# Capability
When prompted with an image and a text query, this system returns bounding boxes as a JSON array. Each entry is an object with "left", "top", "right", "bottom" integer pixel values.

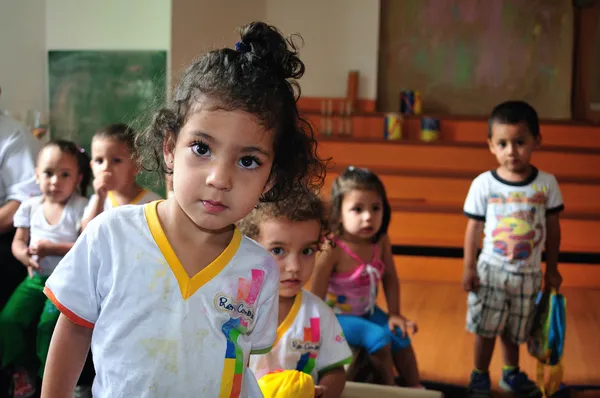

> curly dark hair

[
  {"left": 94, "top": 123, "right": 136, "bottom": 154},
  {"left": 328, "top": 166, "right": 391, "bottom": 243},
  {"left": 238, "top": 189, "right": 327, "bottom": 241},
  {"left": 136, "top": 21, "right": 326, "bottom": 202},
  {"left": 42, "top": 139, "right": 92, "bottom": 196}
]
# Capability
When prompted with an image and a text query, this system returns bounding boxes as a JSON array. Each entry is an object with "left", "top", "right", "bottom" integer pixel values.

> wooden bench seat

[
  {"left": 392, "top": 255, "right": 600, "bottom": 288},
  {"left": 387, "top": 208, "right": 600, "bottom": 254},
  {"left": 317, "top": 140, "right": 600, "bottom": 181},
  {"left": 323, "top": 171, "right": 600, "bottom": 217},
  {"left": 303, "top": 113, "right": 600, "bottom": 151}
]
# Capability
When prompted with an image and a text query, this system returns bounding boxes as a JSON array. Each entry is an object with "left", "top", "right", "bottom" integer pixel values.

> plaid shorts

[{"left": 466, "top": 260, "right": 542, "bottom": 344}]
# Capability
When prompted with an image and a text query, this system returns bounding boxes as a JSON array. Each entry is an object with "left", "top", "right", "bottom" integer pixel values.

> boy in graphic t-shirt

[{"left": 462, "top": 101, "right": 564, "bottom": 398}]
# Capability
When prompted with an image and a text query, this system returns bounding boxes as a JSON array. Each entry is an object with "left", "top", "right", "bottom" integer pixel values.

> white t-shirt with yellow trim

[
  {"left": 45, "top": 201, "right": 279, "bottom": 398},
  {"left": 249, "top": 289, "right": 352, "bottom": 383},
  {"left": 82, "top": 188, "right": 162, "bottom": 219}
]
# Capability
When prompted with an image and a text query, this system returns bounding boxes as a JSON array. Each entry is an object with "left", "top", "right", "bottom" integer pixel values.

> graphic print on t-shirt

[
  {"left": 290, "top": 317, "right": 321, "bottom": 375},
  {"left": 489, "top": 188, "right": 547, "bottom": 261},
  {"left": 217, "top": 269, "right": 265, "bottom": 398}
]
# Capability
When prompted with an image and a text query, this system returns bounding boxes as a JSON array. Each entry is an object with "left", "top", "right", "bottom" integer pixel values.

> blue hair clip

[{"left": 235, "top": 41, "right": 250, "bottom": 54}]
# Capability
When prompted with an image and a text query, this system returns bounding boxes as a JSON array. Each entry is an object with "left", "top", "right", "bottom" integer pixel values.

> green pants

[{"left": 0, "top": 275, "right": 59, "bottom": 377}]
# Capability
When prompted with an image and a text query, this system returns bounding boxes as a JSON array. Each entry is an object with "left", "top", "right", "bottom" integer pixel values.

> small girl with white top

[
  {"left": 41, "top": 21, "right": 325, "bottom": 398},
  {"left": 311, "top": 166, "right": 422, "bottom": 388},
  {"left": 239, "top": 189, "right": 352, "bottom": 398},
  {"left": 81, "top": 123, "right": 161, "bottom": 229},
  {"left": 0, "top": 139, "right": 90, "bottom": 398}
]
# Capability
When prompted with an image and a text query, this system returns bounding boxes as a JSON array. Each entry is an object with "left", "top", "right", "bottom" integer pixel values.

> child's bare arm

[
  {"left": 12, "top": 227, "right": 40, "bottom": 276},
  {"left": 380, "top": 235, "right": 400, "bottom": 315},
  {"left": 316, "top": 367, "right": 346, "bottom": 398},
  {"left": 30, "top": 241, "right": 75, "bottom": 258},
  {"left": 11, "top": 227, "right": 31, "bottom": 265},
  {"left": 462, "top": 219, "right": 484, "bottom": 292},
  {"left": 380, "top": 235, "right": 417, "bottom": 335},
  {"left": 81, "top": 195, "right": 105, "bottom": 230},
  {"left": 544, "top": 213, "right": 562, "bottom": 290},
  {"left": 41, "top": 315, "right": 92, "bottom": 398},
  {"left": 311, "top": 242, "right": 338, "bottom": 299}
]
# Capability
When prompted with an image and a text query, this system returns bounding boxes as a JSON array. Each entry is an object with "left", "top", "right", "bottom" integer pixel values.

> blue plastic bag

[{"left": 528, "top": 289, "right": 566, "bottom": 397}]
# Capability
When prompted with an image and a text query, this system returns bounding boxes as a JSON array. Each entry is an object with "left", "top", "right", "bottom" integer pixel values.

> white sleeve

[
  {"left": 12, "top": 198, "right": 34, "bottom": 228},
  {"left": 0, "top": 128, "right": 40, "bottom": 203},
  {"left": 315, "top": 303, "right": 353, "bottom": 375},
  {"left": 249, "top": 256, "right": 279, "bottom": 354},
  {"left": 44, "top": 217, "right": 105, "bottom": 328},
  {"left": 546, "top": 175, "right": 564, "bottom": 214},
  {"left": 463, "top": 175, "right": 488, "bottom": 221}
]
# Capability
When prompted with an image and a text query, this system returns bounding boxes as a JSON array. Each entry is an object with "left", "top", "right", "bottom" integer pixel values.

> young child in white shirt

[
  {"left": 463, "top": 101, "right": 564, "bottom": 397},
  {"left": 41, "top": 21, "right": 326, "bottom": 398},
  {"left": 0, "top": 139, "right": 90, "bottom": 398},
  {"left": 81, "top": 123, "right": 161, "bottom": 229},
  {"left": 240, "top": 190, "right": 352, "bottom": 398}
]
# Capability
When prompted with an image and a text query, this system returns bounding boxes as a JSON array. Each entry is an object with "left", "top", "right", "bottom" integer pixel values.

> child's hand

[
  {"left": 22, "top": 250, "right": 40, "bottom": 278},
  {"left": 93, "top": 172, "right": 115, "bottom": 197},
  {"left": 15, "top": 246, "right": 39, "bottom": 273},
  {"left": 388, "top": 314, "right": 418, "bottom": 338},
  {"left": 314, "top": 385, "right": 325, "bottom": 397},
  {"left": 544, "top": 269, "right": 562, "bottom": 291},
  {"left": 29, "top": 240, "right": 54, "bottom": 258},
  {"left": 462, "top": 267, "right": 480, "bottom": 292}
]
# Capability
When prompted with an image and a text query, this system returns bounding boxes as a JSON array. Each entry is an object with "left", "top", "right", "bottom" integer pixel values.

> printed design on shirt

[
  {"left": 488, "top": 191, "right": 545, "bottom": 260},
  {"left": 292, "top": 317, "right": 320, "bottom": 375},
  {"left": 325, "top": 293, "right": 354, "bottom": 313},
  {"left": 218, "top": 269, "right": 265, "bottom": 398}
]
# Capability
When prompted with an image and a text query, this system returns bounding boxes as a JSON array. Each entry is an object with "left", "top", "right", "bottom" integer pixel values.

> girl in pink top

[{"left": 311, "top": 166, "right": 422, "bottom": 388}]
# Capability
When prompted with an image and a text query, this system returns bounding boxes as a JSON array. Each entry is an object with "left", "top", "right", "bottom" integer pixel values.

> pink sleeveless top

[{"left": 326, "top": 238, "right": 385, "bottom": 316}]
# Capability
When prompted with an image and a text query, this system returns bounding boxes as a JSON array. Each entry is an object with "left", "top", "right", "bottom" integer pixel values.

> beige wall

[
  {"left": 0, "top": 0, "right": 46, "bottom": 118},
  {"left": 0, "top": 0, "right": 171, "bottom": 118},
  {"left": 46, "top": 0, "right": 171, "bottom": 50},
  {"left": 2, "top": 0, "right": 379, "bottom": 117},
  {"left": 171, "top": 0, "right": 380, "bottom": 100},
  {"left": 171, "top": 0, "right": 266, "bottom": 83},
  {"left": 266, "top": 0, "right": 380, "bottom": 100}
]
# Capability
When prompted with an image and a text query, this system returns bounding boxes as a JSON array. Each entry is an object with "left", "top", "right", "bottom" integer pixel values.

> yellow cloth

[{"left": 258, "top": 369, "right": 315, "bottom": 398}]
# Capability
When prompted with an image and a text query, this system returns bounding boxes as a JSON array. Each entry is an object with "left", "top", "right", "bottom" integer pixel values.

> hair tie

[
  {"left": 76, "top": 145, "right": 85, "bottom": 154},
  {"left": 235, "top": 41, "right": 250, "bottom": 54},
  {"left": 345, "top": 165, "right": 369, "bottom": 174}
]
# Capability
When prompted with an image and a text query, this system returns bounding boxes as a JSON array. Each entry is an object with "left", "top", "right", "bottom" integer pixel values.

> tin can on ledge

[
  {"left": 420, "top": 117, "right": 440, "bottom": 142},
  {"left": 384, "top": 113, "right": 403, "bottom": 140},
  {"left": 400, "top": 90, "right": 414, "bottom": 115},
  {"left": 414, "top": 91, "right": 422, "bottom": 115}
]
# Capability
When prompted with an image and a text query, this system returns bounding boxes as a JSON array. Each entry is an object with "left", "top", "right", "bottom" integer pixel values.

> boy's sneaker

[
  {"left": 499, "top": 368, "right": 542, "bottom": 397},
  {"left": 467, "top": 370, "right": 492, "bottom": 398},
  {"left": 10, "top": 369, "right": 35, "bottom": 398}
]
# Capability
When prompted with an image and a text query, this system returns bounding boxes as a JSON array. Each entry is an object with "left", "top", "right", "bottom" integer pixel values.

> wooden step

[
  {"left": 304, "top": 113, "right": 600, "bottom": 151},
  {"left": 391, "top": 255, "right": 600, "bottom": 289},
  {"left": 323, "top": 171, "right": 600, "bottom": 218},
  {"left": 317, "top": 139, "right": 600, "bottom": 181},
  {"left": 387, "top": 209, "right": 600, "bottom": 254}
]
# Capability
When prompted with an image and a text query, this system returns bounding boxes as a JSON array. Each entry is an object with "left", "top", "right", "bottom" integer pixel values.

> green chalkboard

[{"left": 48, "top": 50, "right": 167, "bottom": 196}]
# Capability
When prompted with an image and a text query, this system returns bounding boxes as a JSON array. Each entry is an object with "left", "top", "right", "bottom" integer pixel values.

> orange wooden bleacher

[
  {"left": 303, "top": 112, "right": 600, "bottom": 151},
  {"left": 305, "top": 110, "right": 600, "bottom": 288}
]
